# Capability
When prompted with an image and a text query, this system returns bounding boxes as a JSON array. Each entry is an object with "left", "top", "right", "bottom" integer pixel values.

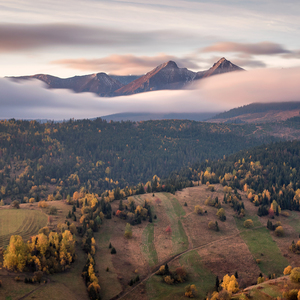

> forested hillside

[
  {"left": 167, "top": 140, "right": 300, "bottom": 212},
  {"left": 0, "top": 118, "right": 272, "bottom": 202}
]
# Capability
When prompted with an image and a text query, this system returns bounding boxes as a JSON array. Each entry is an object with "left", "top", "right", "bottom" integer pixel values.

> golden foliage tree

[
  {"left": 221, "top": 274, "right": 239, "bottom": 294},
  {"left": 185, "top": 284, "right": 197, "bottom": 297},
  {"left": 3, "top": 235, "right": 30, "bottom": 272}
]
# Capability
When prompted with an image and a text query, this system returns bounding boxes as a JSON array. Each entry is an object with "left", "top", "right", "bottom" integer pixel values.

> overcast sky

[{"left": 1, "top": 0, "right": 300, "bottom": 77}]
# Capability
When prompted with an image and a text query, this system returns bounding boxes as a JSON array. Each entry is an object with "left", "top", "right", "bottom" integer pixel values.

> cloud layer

[
  {"left": 1, "top": 67, "right": 300, "bottom": 120},
  {"left": 0, "top": 23, "right": 195, "bottom": 53},
  {"left": 202, "top": 41, "right": 290, "bottom": 55}
]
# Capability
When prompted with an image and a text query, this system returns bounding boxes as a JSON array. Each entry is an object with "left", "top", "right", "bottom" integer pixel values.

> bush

[
  {"left": 284, "top": 265, "right": 293, "bottom": 275},
  {"left": 290, "top": 267, "right": 300, "bottom": 283},
  {"left": 11, "top": 200, "right": 20, "bottom": 209},
  {"left": 208, "top": 221, "right": 219, "bottom": 231},
  {"left": 244, "top": 219, "right": 254, "bottom": 228},
  {"left": 194, "top": 205, "right": 203, "bottom": 215},
  {"left": 207, "top": 185, "right": 215, "bottom": 192},
  {"left": 111, "top": 247, "right": 116, "bottom": 254},
  {"left": 275, "top": 226, "right": 284, "bottom": 237},
  {"left": 164, "top": 275, "right": 174, "bottom": 285},
  {"left": 216, "top": 208, "right": 226, "bottom": 221},
  {"left": 124, "top": 223, "right": 132, "bottom": 238},
  {"left": 281, "top": 211, "right": 290, "bottom": 217},
  {"left": 283, "top": 289, "right": 299, "bottom": 300},
  {"left": 257, "top": 276, "right": 265, "bottom": 284},
  {"left": 184, "top": 284, "right": 197, "bottom": 298},
  {"left": 38, "top": 201, "right": 48, "bottom": 208},
  {"left": 49, "top": 206, "right": 57, "bottom": 215}
]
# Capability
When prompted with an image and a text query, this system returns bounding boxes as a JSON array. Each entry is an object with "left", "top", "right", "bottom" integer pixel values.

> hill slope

[{"left": 210, "top": 102, "right": 300, "bottom": 123}]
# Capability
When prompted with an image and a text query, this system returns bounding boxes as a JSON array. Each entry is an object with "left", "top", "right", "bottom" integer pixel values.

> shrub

[
  {"left": 165, "top": 225, "right": 172, "bottom": 234},
  {"left": 283, "top": 289, "right": 299, "bottom": 300},
  {"left": 257, "top": 276, "right": 265, "bottom": 284},
  {"left": 281, "top": 211, "right": 290, "bottom": 217},
  {"left": 124, "top": 223, "right": 132, "bottom": 238},
  {"left": 194, "top": 205, "right": 203, "bottom": 215},
  {"left": 111, "top": 247, "right": 116, "bottom": 254},
  {"left": 164, "top": 275, "right": 174, "bottom": 285},
  {"left": 205, "top": 196, "right": 215, "bottom": 206},
  {"left": 244, "top": 219, "right": 254, "bottom": 228},
  {"left": 156, "top": 265, "right": 166, "bottom": 275},
  {"left": 216, "top": 208, "right": 226, "bottom": 221},
  {"left": 284, "top": 265, "right": 293, "bottom": 275},
  {"left": 208, "top": 221, "right": 217, "bottom": 231},
  {"left": 275, "top": 226, "right": 284, "bottom": 237},
  {"left": 11, "top": 200, "right": 20, "bottom": 209},
  {"left": 175, "top": 267, "right": 187, "bottom": 283},
  {"left": 207, "top": 185, "right": 215, "bottom": 192},
  {"left": 290, "top": 267, "right": 300, "bottom": 283},
  {"left": 49, "top": 206, "right": 57, "bottom": 215},
  {"left": 184, "top": 284, "right": 197, "bottom": 298},
  {"left": 38, "top": 201, "right": 48, "bottom": 208}
]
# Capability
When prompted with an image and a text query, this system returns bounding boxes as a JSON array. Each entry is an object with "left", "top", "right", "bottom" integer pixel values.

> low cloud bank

[{"left": 1, "top": 67, "right": 300, "bottom": 120}]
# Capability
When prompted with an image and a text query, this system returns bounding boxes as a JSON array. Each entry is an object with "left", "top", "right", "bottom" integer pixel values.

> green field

[
  {"left": 159, "top": 194, "right": 189, "bottom": 254},
  {"left": 239, "top": 227, "right": 288, "bottom": 276},
  {"left": 289, "top": 212, "right": 300, "bottom": 234},
  {"left": 141, "top": 223, "right": 158, "bottom": 267},
  {"left": 0, "top": 209, "right": 48, "bottom": 247},
  {"left": 146, "top": 250, "right": 215, "bottom": 300},
  {"left": 94, "top": 227, "right": 123, "bottom": 300}
]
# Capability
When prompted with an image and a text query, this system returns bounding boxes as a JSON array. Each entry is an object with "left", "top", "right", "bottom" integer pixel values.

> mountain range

[{"left": 9, "top": 57, "right": 243, "bottom": 97}]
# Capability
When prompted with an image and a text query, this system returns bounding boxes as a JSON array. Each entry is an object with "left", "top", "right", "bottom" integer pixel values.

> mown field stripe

[
  {"left": 140, "top": 223, "right": 158, "bottom": 267},
  {"left": 159, "top": 194, "right": 189, "bottom": 255}
]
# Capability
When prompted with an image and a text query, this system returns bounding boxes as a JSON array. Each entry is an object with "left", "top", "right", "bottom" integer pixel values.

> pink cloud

[{"left": 51, "top": 54, "right": 199, "bottom": 75}]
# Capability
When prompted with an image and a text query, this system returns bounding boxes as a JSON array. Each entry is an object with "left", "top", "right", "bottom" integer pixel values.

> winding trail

[{"left": 112, "top": 225, "right": 264, "bottom": 300}]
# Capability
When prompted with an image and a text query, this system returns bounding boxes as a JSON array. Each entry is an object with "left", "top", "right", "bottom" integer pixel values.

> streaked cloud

[
  {"left": 51, "top": 54, "right": 200, "bottom": 75},
  {"left": 0, "top": 23, "right": 195, "bottom": 53},
  {"left": 1, "top": 67, "right": 300, "bottom": 120},
  {"left": 201, "top": 42, "right": 290, "bottom": 55}
]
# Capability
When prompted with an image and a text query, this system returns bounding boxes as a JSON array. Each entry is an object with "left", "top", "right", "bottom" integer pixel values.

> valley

[{"left": 1, "top": 183, "right": 299, "bottom": 299}]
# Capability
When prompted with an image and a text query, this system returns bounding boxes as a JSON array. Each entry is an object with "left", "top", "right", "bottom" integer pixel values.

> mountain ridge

[{"left": 8, "top": 57, "right": 244, "bottom": 97}]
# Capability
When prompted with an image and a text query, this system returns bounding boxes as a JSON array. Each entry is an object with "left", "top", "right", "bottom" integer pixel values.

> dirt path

[{"left": 114, "top": 225, "right": 264, "bottom": 300}]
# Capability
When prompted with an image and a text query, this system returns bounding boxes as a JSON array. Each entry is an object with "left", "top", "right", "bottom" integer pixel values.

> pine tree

[
  {"left": 215, "top": 221, "right": 219, "bottom": 232},
  {"left": 215, "top": 276, "right": 220, "bottom": 291}
]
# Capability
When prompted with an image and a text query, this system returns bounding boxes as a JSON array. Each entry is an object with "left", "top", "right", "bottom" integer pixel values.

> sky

[
  {"left": 1, "top": 0, "right": 300, "bottom": 77},
  {"left": 1, "top": 0, "right": 300, "bottom": 119}
]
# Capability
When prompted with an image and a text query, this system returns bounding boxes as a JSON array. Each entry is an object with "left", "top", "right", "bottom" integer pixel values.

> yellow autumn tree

[
  {"left": 221, "top": 274, "right": 239, "bottom": 293},
  {"left": 3, "top": 235, "right": 31, "bottom": 272}
]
